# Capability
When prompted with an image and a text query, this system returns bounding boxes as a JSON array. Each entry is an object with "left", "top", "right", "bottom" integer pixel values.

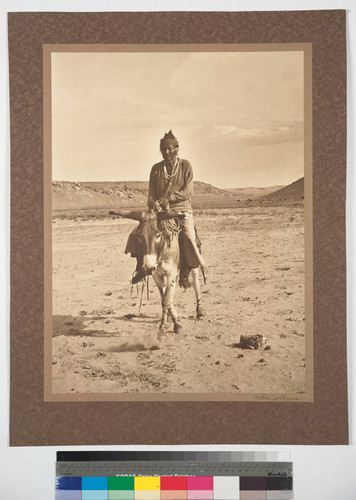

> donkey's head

[{"left": 110, "top": 210, "right": 182, "bottom": 272}]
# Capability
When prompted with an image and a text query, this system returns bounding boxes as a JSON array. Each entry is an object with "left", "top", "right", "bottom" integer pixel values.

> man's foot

[{"left": 179, "top": 275, "right": 192, "bottom": 289}]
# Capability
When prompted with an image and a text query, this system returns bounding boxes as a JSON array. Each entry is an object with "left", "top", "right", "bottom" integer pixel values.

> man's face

[{"left": 161, "top": 145, "right": 179, "bottom": 167}]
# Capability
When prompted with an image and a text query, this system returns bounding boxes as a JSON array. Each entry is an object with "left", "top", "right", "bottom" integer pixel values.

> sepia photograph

[
  {"left": 5, "top": 7, "right": 351, "bottom": 497},
  {"left": 44, "top": 45, "right": 312, "bottom": 401}
]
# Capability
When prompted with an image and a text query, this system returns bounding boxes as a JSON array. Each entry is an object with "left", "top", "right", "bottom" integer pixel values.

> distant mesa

[
  {"left": 52, "top": 178, "right": 304, "bottom": 215},
  {"left": 52, "top": 180, "right": 148, "bottom": 212},
  {"left": 259, "top": 177, "right": 304, "bottom": 202},
  {"left": 52, "top": 180, "right": 238, "bottom": 212},
  {"left": 226, "top": 185, "right": 285, "bottom": 200}
]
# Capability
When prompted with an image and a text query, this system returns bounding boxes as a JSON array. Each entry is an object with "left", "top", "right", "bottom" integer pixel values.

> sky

[{"left": 51, "top": 49, "right": 304, "bottom": 188}]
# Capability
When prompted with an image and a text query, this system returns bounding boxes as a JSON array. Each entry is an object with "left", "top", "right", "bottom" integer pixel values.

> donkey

[{"left": 110, "top": 210, "right": 204, "bottom": 333}]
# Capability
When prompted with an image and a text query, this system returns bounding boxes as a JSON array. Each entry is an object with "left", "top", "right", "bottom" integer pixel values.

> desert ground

[{"left": 51, "top": 202, "right": 306, "bottom": 397}]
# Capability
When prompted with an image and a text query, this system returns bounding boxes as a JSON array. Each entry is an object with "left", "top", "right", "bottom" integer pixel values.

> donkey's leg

[
  {"left": 153, "top": 272, "right": 169, "bottom": 333},
  {"left": 157, "top": 287, "right": 169, "bottom": 332},
  {"left": 191, "top": 267, "right": 205, "bottom": 318},
  {"left": 163, "top": 270, "right": 182, "bottom": 332},
  {"left": 167, "top": 273, "right": 182, "bottom": 332},
  {"left": 160, "top": 305, "right": 169, "bottom": 332}
]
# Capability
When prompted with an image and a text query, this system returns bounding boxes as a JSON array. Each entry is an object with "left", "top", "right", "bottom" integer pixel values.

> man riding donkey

[{"left": 125, "top": 130, "right": 205, "bottom": 292}]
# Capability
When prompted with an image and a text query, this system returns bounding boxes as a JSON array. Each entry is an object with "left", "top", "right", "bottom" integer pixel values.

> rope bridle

[{"left": 156, "top": 216, "right": 181, "bottom": 264}]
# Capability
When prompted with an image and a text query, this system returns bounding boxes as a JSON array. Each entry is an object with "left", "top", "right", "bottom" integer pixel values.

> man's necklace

[{"left": 163, "top": 159, "right": 179, "bottom": 181}]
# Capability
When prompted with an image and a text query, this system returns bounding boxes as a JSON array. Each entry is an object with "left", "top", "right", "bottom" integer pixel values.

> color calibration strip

[
  {"left": 56, "top": 475, "right": 293, "bottom": 499},
  {"left": 56, "top": 452, "right": 293, "bottom": 500}
]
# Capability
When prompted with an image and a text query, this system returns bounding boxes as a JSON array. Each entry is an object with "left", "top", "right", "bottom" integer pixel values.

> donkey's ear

[
  {"left": 109, "top": 210, "right": 144, "bottom": 221},
  {"left": 140, "top": 212, "right": 157, "bottom": 222}
]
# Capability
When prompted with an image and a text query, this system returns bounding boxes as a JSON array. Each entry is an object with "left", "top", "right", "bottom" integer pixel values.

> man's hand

[{"left": 157, "top": 198, "right": 170, "bottom": 211}]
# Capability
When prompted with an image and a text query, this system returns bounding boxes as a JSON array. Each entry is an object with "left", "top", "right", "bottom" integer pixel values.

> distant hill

[
  {"left": 259, "top": 177, "right": 304, "bottom": 202},
  {"left": 226, "top": 185, "right": 284, "bottom": 201},
  {"left": 52, "top": 181, "right": 147, "bottom": 211},
  {"left": 52, "top": 178, "right": 301, "bottom": 215},
  {"left": 52, "top": 180, "right": 239, "bottom": 212}
]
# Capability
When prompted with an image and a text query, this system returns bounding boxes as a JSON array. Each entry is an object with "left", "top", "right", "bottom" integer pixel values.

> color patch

[
  {"left": 108, "top": 477, "right": 135, "bottom": 490},
  {"left": 213, "top": 476, "right": 240, "bottom": 500},
  {"left": 56, "top": 491, "right": 82, "bottom": 500},
  {"left": 161, "top": 477, "right": 187, "bottom": 490},
  {"left": 187, "top": 491, "right": 213, "bottom": 500},
  {"left": 266, "top": 491, "right": 293, "bottom": 500},
  {"left": 109, "top": 491, "right": 135, "bottom": 500},
  {"left": 266, "top": 478, "right": 293, "bottom": 491},
  {"left": 82, "top": 477, "right": 108, "bottom": 490},
  {"left": 160, "top": 491, "right": 187, "bottom": 500},
  {"left": 240, "top": 491, "right": 266, "bottom": 500},
  {"left": 135, "top": 492, "right": 160, "bottom": 500},
  {"left": 240, "top": 477, "right": 266, "bottom": 491},
  {"left": 56, "top": 477, "right": 82, "bottom": 490},
  {"left": 134, "top": 477, "right": 161, "bottom": 490},
  {"left": 187, "top": 477, "right": 213, "bottom": 490}
]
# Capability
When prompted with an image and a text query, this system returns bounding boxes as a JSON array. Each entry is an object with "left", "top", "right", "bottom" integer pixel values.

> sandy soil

[{"left": 51, "top": 205, "right": 306, "bottom": 397}]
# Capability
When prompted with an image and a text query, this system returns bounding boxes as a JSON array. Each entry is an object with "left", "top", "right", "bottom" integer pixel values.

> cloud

[
  {"left": 212, "top": 120, "right": 303, "bottom": 149},
  {"left": 168, "top": 51, "right": 304, "bottom": 123}
]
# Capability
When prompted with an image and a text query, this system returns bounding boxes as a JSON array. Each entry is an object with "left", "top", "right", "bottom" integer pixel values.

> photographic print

[
  {"left": 44, "top": 45, "right": 312, "bottom": 401},
  {"left": 9, "top": 11, "right": 347, "bottom": 445}
]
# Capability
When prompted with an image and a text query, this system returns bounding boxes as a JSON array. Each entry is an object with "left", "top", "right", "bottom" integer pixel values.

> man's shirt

[{"left": 148, "top": 158, "right": 193, "bottom": 212}]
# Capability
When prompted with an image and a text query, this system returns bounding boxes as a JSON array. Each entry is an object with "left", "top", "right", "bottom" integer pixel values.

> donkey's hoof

[
  {"left": 174, "top": 322, "right": 183, "bottom": 333},
  {"left": 196, "top": 306, "right": 205, "bottom": 319},
  {"left": 157, "top": 332, "right": 165, "bottom": 342},
  {"left": 159, "top": 323, "right": 168, "bottom": 333}
]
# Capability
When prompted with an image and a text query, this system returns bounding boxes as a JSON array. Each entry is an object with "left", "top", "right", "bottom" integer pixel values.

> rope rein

[
  {"left": 157, "top": 217, "right": 181, "bottom": 264},
  {"left": 138, "top": 278, "right": 145, "bottom": 314},
  {"left": 130, "top": 275, "right": 150, "bottom": 315}
]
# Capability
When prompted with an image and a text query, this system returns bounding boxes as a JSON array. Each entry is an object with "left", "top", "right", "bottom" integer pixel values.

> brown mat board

[{"left": 9, "top": 10, "right": 347, "bottom": 445}]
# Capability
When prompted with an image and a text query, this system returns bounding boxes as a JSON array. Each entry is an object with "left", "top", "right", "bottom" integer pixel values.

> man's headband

[{"left": 160, "top": 130, "right": 179, "bottom": 149}]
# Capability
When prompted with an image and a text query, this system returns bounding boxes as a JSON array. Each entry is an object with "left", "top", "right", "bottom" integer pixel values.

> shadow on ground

[{"left": 52, "top": 313, "right": 160, "bottom": 338}]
